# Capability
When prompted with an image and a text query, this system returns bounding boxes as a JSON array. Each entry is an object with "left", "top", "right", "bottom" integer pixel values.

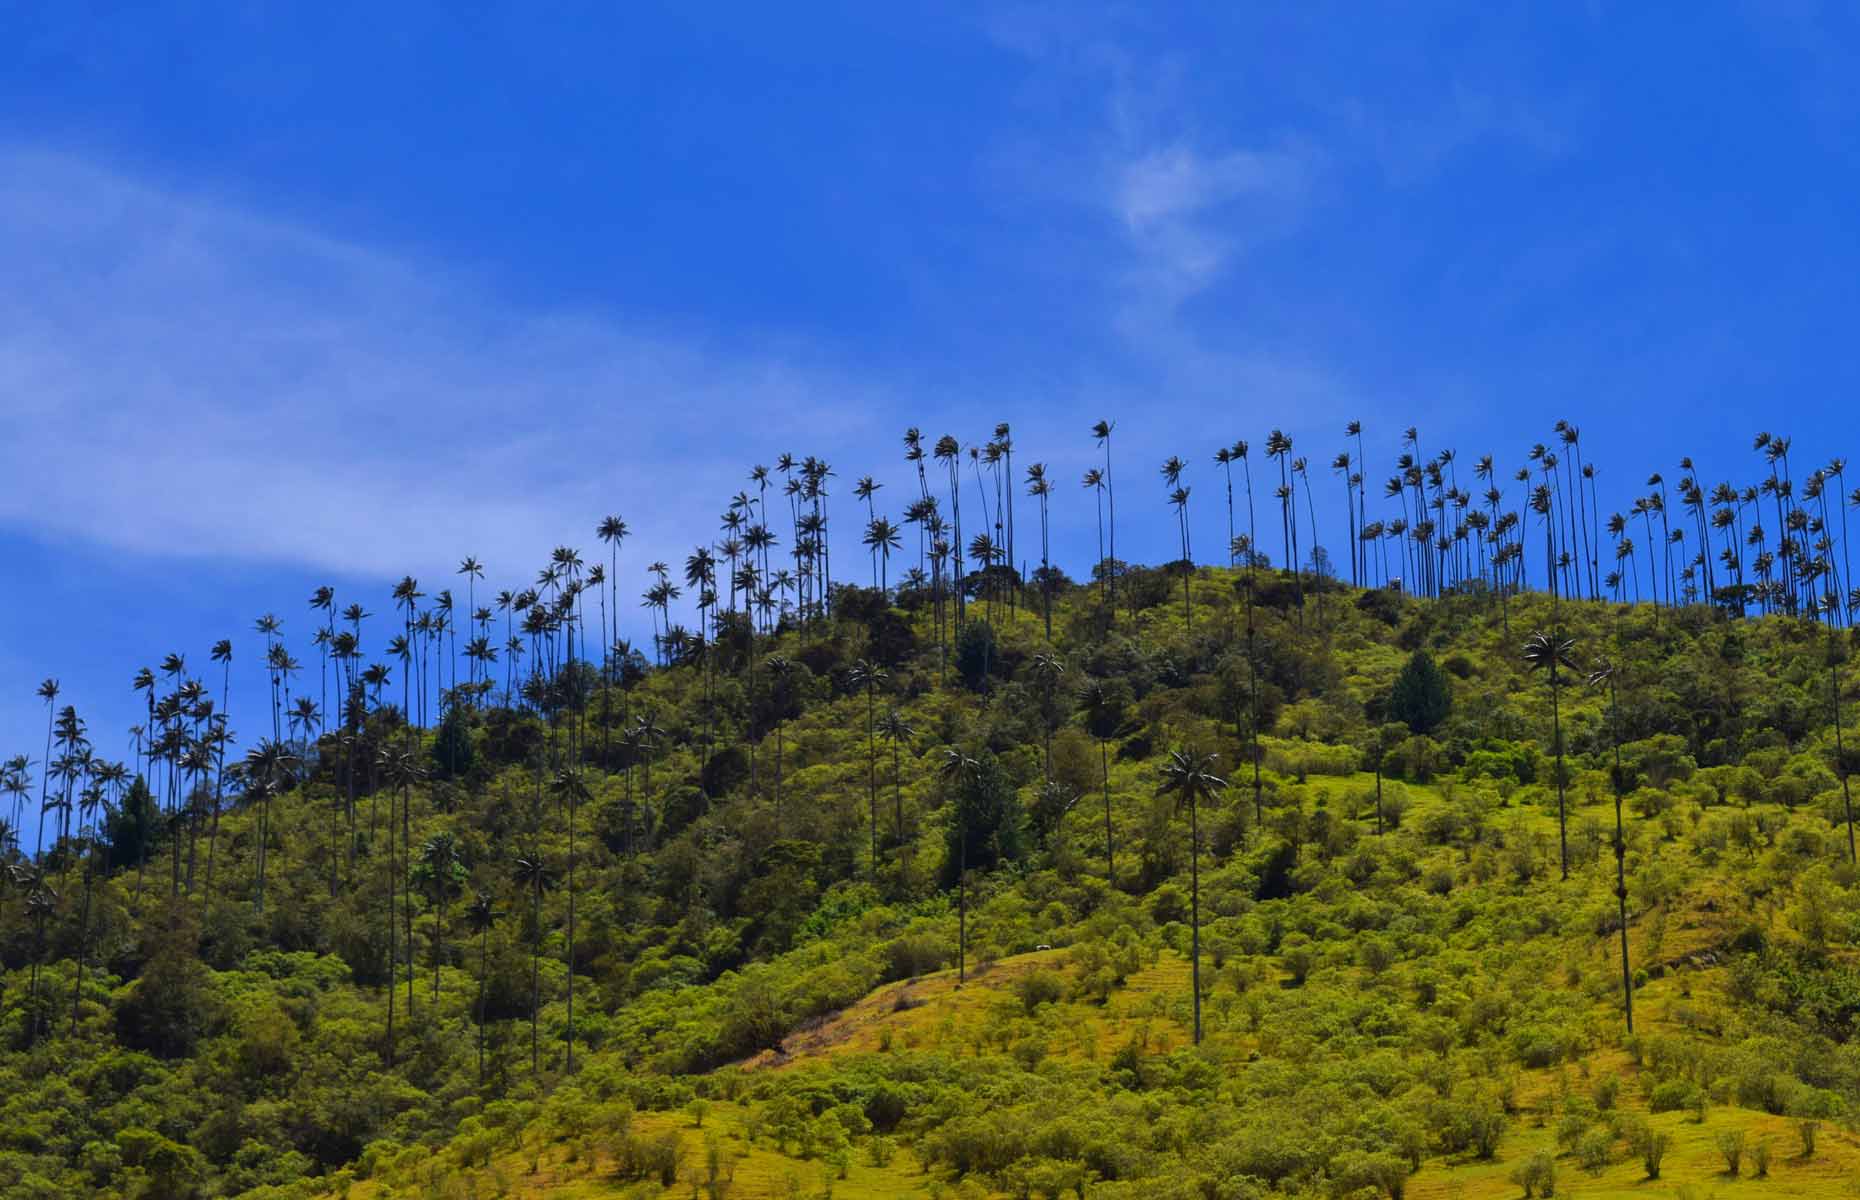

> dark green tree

[{"left": 1387, "top": 650, "right": 1452, "bottom": 734}]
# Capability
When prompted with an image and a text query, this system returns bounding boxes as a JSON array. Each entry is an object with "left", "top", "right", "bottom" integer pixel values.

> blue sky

[{"left": 6, "top": 4, "right": 1860, "bottom": 790}]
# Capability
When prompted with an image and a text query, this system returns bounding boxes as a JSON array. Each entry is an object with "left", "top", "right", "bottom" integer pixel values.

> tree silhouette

[
  {"left": 1522, "top": 631, "right": 1577, "bottom": 880},
  {"left": 1588, "top": 661, "right": 1634, "bottom": 1034},
  {"left": 849, "top": 660, "right": 889, "bottom": 878},
  {"left": 463, "top": 891, "right": 498, "bottom": 1088},
  {"left": 1157, "top": 748, "right": 1225, "bottom": 1045}
]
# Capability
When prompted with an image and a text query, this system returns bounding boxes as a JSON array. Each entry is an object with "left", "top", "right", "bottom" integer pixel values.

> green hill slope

[{"left": 5, "top": 567, "right": 1860, "bottom": 1199}]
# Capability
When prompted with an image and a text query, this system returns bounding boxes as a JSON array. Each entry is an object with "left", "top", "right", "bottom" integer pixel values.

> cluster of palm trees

[{"left": 10, "top": 417, "right": 1859, "bottom": 1067}]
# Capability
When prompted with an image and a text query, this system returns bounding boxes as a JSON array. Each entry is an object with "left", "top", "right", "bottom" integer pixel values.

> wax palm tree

[
  {"left": 246, "top": 739, "right": 300, "bottom": 914},
  {"left": 1522, "top": 632, "right": 1578, "bottom": 880},
  {"left": 1815, "top": 596, "right": 1858, "bottom": 862},
  {"left": 70, "top": 758, "right": 115, "bottom": 1034},
  {"left": 937, "top": 747, "right": 980, "bottom": 983},
  {"left": 464, "top": 891, "right": 498, "bottom": 1087},
  {"left": 511, "top": 852, "right": 553, "bottom": 1073},
  {"left": 762, "top": 658, "right": 791, "bottom": 824},
  {"left": 849, "top": 660, "right": 889, "bottom": 876},
  {"left": 376, "top": 743, "right": 424, "bottom": 1029},
  {"left": 1161, "top": 455, "right": 1193, "bottom": 626},
  {"left": 1077, "top": 680, "right": 1123, "bottom": 882},
  {"left": 1157, "top": 749, "right": 1225, "bottom": 1044},
  {"left": 22, "top": 866, "right": 56, "bottom": 1041},
  {"left": 1588, "top": 661, "right": 1634, "bottom": 1034},
  {"left": 864, "top": 516, "right": 902, "bottom": 598},
  {"left": 1026, "top": 464, "right": 1054, "bottom": 638},
  {"left": 1266, "top": 430, "right": 1302, "bottom": 611},
  {"left": 414, "top": 830, "right": 465, "bottom": 1003},
  {"left": 2, "top": 759, "right": 29, "bottom": 856},
  {"left": 933, "top": 435, "right": 965, "bottom": 621},
  {"left": 1029, "top": 653, "right": 1066, "bottom": 781},
  {"left": 551, "top": 766, "right": 592, "bottom": 1072},
  {"left": 1083, "top": 467, "right": 1109, "bottom": 609},
  {"left": 876, "top": 709, "right": 914, "bottom": 845},
  {"left": 1092, "top": 419, "right": 1118, "bottom": 619},
  {"left": 34, "top": 679, "right": 57, "bottom": 861},
  {"left": 1215, "top": 445, "right": 1239, "bottom": 569}
]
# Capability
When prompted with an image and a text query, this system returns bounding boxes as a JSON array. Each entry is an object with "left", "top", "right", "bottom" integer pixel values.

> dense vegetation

[{"left": 4, "top": 423, "right": 1860, "bottom": 1199}]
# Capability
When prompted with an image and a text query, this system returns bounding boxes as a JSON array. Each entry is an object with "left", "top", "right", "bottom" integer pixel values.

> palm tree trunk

[
  {"left": 1189, "top": 793, "right": 1202, "bottom": 1045},
  {"left": 1551, "top": 667, "right": 1568, "bottom": 880},
  {"left": 477, "top": 921, "right": 490, "bottom": 1088}
]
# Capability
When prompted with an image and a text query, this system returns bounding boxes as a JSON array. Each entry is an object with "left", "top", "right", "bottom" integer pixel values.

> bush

[
  {"left": 1796, "top": 1118, "right": 1819, "bottom": 1158},
  {"left": 1330, "top": 1150, "right": 1409, "bottom": 1200},
  {"left": 1014, "top": 970, "right": 1066, "bottom": 1013},
  {"left": 1715, "top": 1128, "right": 1744, "bottom": 1176},
  {"left": 1752, "top": 1136, "right": 1771, "bottom": 1177},
  {"left": 1620, "top": 1117, "right": 1669, "bottom": 1179},
  {"left": 1510, "top": 1149, "right": 1557, "bottom": 1198},
  {"left": 1592, "top": 1075, "right": 1620, "bottom": 1111},
  {"left": 1576, "top": 1129, "right": 1612, "bottom": 1175},
  {"left": 1648, "top": 1079, "right": 1696, "bottom": 1113}
]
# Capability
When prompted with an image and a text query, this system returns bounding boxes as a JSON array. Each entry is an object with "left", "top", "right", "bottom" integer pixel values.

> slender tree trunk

[
  {"left": 1606, "top": 674, "right": 1633, "bottom": 1035},
  {"left": 1189, "top": 794, "right": 1202, "bottom": 1045}
]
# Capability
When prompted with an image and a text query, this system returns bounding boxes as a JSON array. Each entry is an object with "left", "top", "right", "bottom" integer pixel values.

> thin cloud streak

[{"left": 0, "top": 148, "right": 892, "bottom": 583}]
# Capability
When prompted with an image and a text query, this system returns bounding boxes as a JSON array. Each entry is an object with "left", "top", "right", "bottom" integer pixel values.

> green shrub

[
  {"left": 1014, "top": 969, "right": 1066, "bottom": 1013},
  {"left": 1715, "top": 1128, "right": 1744, "bottom": 1176},
  {"left": 1575, "top": 1129, "right": 1612, "bottom": 1175},
  {"left": 1648, "top": 1079, "right": 1696, "bottom": 1113},
  {"left": 1510, "top": 1149, "right": 1557, "bottom": 1198}
]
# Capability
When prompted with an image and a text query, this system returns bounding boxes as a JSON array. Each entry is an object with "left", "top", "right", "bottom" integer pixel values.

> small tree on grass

[
  {"left": 1797, "top": 1117, "right": 1819, "bottom": 1159},
  {"left": 1715, "top": 1128, "right": 1745, "bottom": 1176},
  {"left": 1621, "top": 1116, "right": 1669, "bottom": 1179},
  {"left": 1511, "top": 1149, "right": 1557, "bottom": 1198}
]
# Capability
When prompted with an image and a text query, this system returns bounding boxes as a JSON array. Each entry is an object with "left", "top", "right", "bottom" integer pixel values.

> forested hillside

[{"left": 5, "top": 427, "right": 1860, "bottom": 1199}]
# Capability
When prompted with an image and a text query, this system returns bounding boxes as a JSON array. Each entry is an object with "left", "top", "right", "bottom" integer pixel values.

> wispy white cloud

[{"left": 0, "top": 148, "right": 893, "bottom": 583}]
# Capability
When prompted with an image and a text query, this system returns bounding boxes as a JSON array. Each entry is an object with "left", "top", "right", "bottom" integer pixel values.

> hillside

[{"left": 5, "top": 562, "right": 1860, "bottom": 1200}]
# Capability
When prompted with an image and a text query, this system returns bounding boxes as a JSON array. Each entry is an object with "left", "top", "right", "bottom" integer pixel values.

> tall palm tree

[
  {"left": 864, "top": 516, "right": 902, "bottom": 598},
  {"left": 1092, "top": 420, "right": 1118, "bottom": 620},
  {"left": 876, "top": 709, "right": 914, "bottom": 846},
  {"left": 850, "top": 660, "right": 889, "bottom": 877},
  {"left": 458, "top": 557, "right": 485, "bottom": 695},
  {"left": 550, "top": 767, "right": 592, "bottom": 1073},
  {"left": 1026, "top": 464, "right": 1054, "bottom": 638},
  {"left": 1157, "top": 749, "right": 1225, "bottom": 1045},
  {"left": 245, "top": 739, "right": 301, "bottom": 915},
  {"left": 1266, "top": 430, "right": 1302, "bottom": 610},
  {"left": 22, "top": 866, "right": 56, "bottom": 1042},
  {"left": 2, "top": 758, "right": 29, "bottom": 856},
  {"left": 376, "top": 743, "right": 424, "bottom": 1031},
  {"left": 937, "top": 747, "right": 980, "bottom": 983},
  {"left": 34, "top": 679, "right": 58, "bottom": 861},
  {"left": 1522, "top": 632, "right": 1577, "bottom": 880},
  {"left": 512, "top": 852, "right": 552, "bottom": 1074},
  {"left": 1817, "top": 597, "right": 1857, "bottom": 862},
  {"left": 414, "top": 830, "right": 464, "bottom": 1005},
  {"left": 1348, "top": 420, "right": 1369, "bottom": 582},
  {"left": 1588, "top": 661, "right": 1634, "bottom": 1035},
  {"left": 1215, "top": 445, "right": 1239, "bottom": 569},
  {"left": 1030, "top": 653, "right": 1066, "bottom": 781},
  {"left": 1078, "top": 680, "right": 1123, "bottom": 883},
  {"left": 1083, "top": 467, "right": 1109, "bottom": 609},
  {"left": 1162, "top": 456, "right": 1193, "bottom": 627},
  {"left": 854, "top": 476, "right": 883, "bottom": 586},
  {"left": 464, "top": 891, "right": 498, "bottom": 1088}
]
